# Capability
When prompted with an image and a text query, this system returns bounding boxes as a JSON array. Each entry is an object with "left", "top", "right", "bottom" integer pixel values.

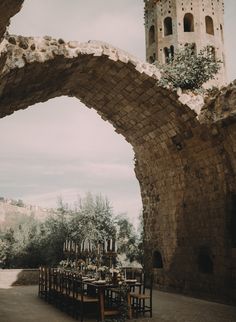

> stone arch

[
  {"left": 0, "top": 36, "right": 202, "bottom": 265},
  {"left": 205, "top": 16, "right": 214, "bottom": 35},
  {"left": 184, "top": 13, "right": 194, "bottom": 32},
  {"left": 0, "top": 34, "right": 235, "bottom": 299},
  {"left": 164, "top": 17, "right": 173, "bottom": 36},
  {"left": 149, "top": 25, "right": 155, "bottom": 46}
]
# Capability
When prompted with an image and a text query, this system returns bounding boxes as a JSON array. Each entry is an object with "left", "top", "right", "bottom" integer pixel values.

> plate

[
  {"left": 93, "top": 280, "right": 106, "bottom": 284},
  {"left": 83, "top": 278, "right": 96, "bottom": 282},
  {"left": 125, "top": 279, "right": 137, "bottom": 283}
]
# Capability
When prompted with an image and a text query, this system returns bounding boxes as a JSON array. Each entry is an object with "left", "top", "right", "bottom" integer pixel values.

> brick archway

[{"left": 0, "top": 0, "right": 236, "bottom": 301}]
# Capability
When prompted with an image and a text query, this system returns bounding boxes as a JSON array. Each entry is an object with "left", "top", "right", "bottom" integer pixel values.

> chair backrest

[
  {"left": 142, "top": 273, "right": 153, "bottom": 295},
  {"left": 134, "top": 268, "right": 144, "bottom": 284},
  {"left": 73, "top": 275, "right": 84, "bottom": 300}
]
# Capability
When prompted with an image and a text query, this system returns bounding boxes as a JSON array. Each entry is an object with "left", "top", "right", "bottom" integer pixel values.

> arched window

[
  {"left": 205, "top": 16, "right": 214, "bottom": 35},
  {"left": 153, "top": 250, "right": 163, "bottom": 269},
  {"left": 184, "top": 13, "right": 194, "bottom": 32},
  {"left": 220, "top": 24, "right": 224, "bottom": 42},
  {"left": 149, "top": 25, "right": 155, "bottom": 45},
  {"left": 164, "top": 47, "right": 170, "bottom": 63},
  {"left": 198, "top": 247, "right": 213, "bottom": 274},
  {"left": 149, "top": 53, "right": 156, "bottom": 64},
  {"left": 164, "top": 17, "right": 173, "bottom": 36}
]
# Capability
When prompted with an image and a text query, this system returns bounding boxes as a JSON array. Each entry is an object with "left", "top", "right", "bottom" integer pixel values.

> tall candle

[
  {"left": 110, "top": 239, "right": 113, "bottom": 252},
  {"left": 69, "top": 240, "right": 72, "bottom": 252},
  {"left": 104, "top": 240, "right": 107, "bottom": 253},
  {"left": 115, "top": 241, "right": 117, "bottom": 253}
]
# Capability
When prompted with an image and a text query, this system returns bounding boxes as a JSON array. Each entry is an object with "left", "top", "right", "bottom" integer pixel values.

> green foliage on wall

[{"left": 156, "top": 45, "right": 222, "bottom": 90}]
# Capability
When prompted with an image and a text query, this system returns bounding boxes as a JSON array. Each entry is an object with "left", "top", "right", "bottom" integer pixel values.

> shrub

[{"left": 156, "top": 45, "right": 222, "bottom": 90}]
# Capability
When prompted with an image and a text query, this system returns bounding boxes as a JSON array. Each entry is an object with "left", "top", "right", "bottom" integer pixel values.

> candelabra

[{"left": 62, "top": 238, "right": 118, "bottom": 269}]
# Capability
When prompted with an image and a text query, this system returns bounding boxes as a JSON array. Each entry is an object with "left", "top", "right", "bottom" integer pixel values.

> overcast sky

[{"left": 0, "top": 0, "right": 235, "bottom": 225}]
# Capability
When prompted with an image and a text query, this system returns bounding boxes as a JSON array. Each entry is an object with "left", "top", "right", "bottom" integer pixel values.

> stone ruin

[{"left": 0, "top": 0, "right": 236, "bottom": 303}]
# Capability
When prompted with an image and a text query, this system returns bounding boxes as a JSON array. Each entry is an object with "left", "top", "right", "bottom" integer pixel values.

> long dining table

[
  {"left": 39, "top": 267, "right": 143, "bottom": 321},
  {"left": 83, "top": 279, "right": 141, "bottom": 321}
]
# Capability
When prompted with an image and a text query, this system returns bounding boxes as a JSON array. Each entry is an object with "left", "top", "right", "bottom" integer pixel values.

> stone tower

[{"left": 144, "top": 0, "right": 227, "bottom": 87}]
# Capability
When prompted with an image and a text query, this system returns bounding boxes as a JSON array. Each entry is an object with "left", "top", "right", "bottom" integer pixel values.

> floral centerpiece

[
  {"left": 97, "top": 265, "right": 109, "bottom": 279},
  {"left": 59, "top": 259, "right": 76, "bottom": 269}
]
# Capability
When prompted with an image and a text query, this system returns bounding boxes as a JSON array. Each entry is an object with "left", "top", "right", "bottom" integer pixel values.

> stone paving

[{"left": 0, "top": 285, "right": 236, "bottom": 322}]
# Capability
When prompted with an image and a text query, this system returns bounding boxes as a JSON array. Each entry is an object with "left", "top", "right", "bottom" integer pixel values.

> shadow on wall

[{"left": 0, "top": 269, "right": 39, "bottom": 289}]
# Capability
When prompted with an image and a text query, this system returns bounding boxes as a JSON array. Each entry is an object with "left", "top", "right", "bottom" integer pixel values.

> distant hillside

[{"left": 0, "top": 198, "right": 55, "bottom": 230}]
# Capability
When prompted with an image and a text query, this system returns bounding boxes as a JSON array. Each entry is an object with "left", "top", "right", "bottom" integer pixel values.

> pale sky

[{"left": 0, "top": 0, "right": 235, "bottom": 225}]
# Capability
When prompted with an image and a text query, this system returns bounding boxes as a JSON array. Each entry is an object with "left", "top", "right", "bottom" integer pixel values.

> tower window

[
  {"left": 164, "top": 47, "right": 170, "bottom": 63},
  {"left": 164, "top": 46, "right": 174, "bottom": 63},
  {"left": 220, "top": 24, "right": 224, "bottom": 42},
  {"left": 164, "top": 17, "right": 173, "bottom": 36},
  {"left": 149, "top": 25, "right": 155, "bottom": 45},
  {"left": 184, "top": 13, "right": 194, "bottom": 32},
  {"left": 205, "top": 16, "right": 214, "bottom": 35},
  {"left": 149, "top": 53, "right": 156, "bottom": 64},
  {"left": 153, "top": 250, "right": 163, "bottom": 269}
]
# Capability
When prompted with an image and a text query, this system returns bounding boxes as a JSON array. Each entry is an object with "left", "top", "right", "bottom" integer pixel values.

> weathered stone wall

[
  {"left": 0, "top": 269, "right": 39, "bottom": 287},
  {"left": 0, "top": 1, "right": 235, "bottom": 304}
]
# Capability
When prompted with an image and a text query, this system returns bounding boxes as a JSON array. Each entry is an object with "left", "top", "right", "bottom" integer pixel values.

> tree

[
  {"left": 0, "top": 193, "right": 143, "bottom": 268},
  {"left": 156, "top": 45, "right": 222, "bottom": 91},
  {"left": 115, "top": 214, "right": 140, "bottom": 264},
  {"left": 69, "top": 193, "right": 116, "bottom": 243},
  {"left": 0, "top": 228, "right": 15, "bottom": 267}
]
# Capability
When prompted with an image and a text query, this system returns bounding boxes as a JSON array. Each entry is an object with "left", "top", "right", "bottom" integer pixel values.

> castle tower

[{"left": 144, "top": 0, "right": 227, "bottom": 87}]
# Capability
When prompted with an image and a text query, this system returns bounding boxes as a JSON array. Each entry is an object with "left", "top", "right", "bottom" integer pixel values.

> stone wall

[
  {"left": 0, "top": 269, "right": 39, "bottom": 287},
  {"left": 0, "top": 0, "right": 235, "bottom": 304}
]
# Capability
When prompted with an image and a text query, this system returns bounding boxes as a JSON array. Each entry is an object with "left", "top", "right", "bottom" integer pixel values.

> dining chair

[
  {"left": 73, "top": 278, "right": 100, "bottom": 322},
  {"left": 38, "top": 266, "right": 48, "bottom": 301},
  {"left": 130, "top": 273, "right": 153, "bottom": 318}
]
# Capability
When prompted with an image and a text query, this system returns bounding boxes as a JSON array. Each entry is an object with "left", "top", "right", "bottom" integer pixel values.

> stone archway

[{"left": 0, "top": 0, "right": 236, "bottom": 302}]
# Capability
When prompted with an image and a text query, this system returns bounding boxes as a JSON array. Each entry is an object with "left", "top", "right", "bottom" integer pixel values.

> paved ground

[{"left": 0, "top": 285, "right": 236, "bottom": 322}]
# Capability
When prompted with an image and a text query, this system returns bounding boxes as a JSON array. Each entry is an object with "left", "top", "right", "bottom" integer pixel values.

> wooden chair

[
  {"left": 72, "top": 278, "right": 99, "bottom": 322},
  {"left": 130, "top": 273, "right": 153, "bottom": 318},
  {"left": 103, "top": 287, "right": 121, "bottom": 319},
  {"left": 38, "top": 266, "right": 49, "bottom": 301}
]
